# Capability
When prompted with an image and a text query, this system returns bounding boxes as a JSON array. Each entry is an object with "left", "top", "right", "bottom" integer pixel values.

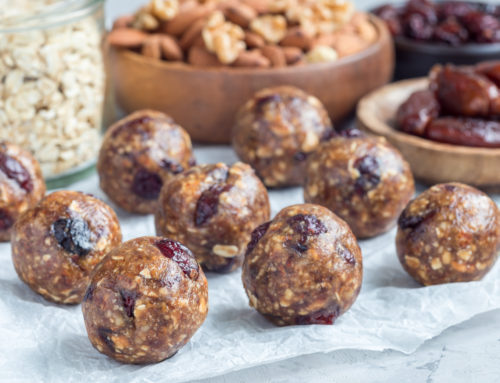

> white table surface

[{"left": 103, "top": 1, "right": 500, "bottom": 382}]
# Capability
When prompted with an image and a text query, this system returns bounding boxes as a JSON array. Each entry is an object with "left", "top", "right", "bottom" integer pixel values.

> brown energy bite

[
  {"left": 0, "top": 142, "right": 46, "bottom": 241},
  {"left": 396, "top": 183, "right": 500, "bottom": 286},
  {"left": 11, "top": 191, "right": 122, "bottom": 304},
  {"left": 242, "top": 204, "right": 362, "bottom": 326},
  {"left": 232, "top": 86, "right": 334, "bottom": 187},
  {"left": 304, "top": 134, "right": 415, "bottom": 239},
  {"left": 97, "top": 110, "right": 195, "bottom": 214},
  {"left": 82, "top": 237, "right": 208, "bottom": 364},
  {"left": 155, "top": 162, "right": 270, "bottom": 273}
]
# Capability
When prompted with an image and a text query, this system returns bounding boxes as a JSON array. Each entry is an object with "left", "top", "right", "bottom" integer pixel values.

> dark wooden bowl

[
  {"left": 357, "top": 78, "right": 500, "bottom": 188},
  {"left": 108, "top": 16, "right": 394, "bottom": 144}
]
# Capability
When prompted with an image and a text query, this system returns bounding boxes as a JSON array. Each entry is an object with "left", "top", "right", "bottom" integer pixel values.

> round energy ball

[
  {"left": 155, "top": 162, "right": 270, "bottom": 273},
  {"left": 304, "top": 134, "right": 415, "bottom": 238},
  {"left": 97, "top": 109, "right": 195, "bottom": 214},
  {"left": 82, "top": 237, "right": 208, "bottom": 364},
  {"left": 11, "top": 191, "right": 122, "bottom": 304},
  {"left": 232, "top": 86, "right": 334, "bottom": 187},
  {"left": 396, "top": 183, "right": 500, "bottom": 285},
  {"left": 242, "top": 204, "right": 363, "bottom": 326},
  {"left": 0, "top": 141, "right": 46, "bottom": 241}
]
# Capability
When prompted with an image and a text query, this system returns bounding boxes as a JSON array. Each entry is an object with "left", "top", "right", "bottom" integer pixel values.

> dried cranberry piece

[
  {"left": 83, "top": 284, "right": 95, "bottom": 302},
  {"left": 131, "top": 168, "right": 163, "bottom": 200},
  {"left": 353, "top": 155, "right": 381, "bottom": 195},
  {"left": 295, "top": 306, "right": 340, "bottom": 325},
  {"left": 398, "top": 206, "right": 437, "bottom": 230},
  {"left": 287, "top": 214, "right": 327, "bottom": 253},
  {"left": 461, "top": 11, "right": 500, "bottom": 43},
  {"left": 52, "top": 218, "right": 92, "bottom": 256},
  {"left": 404, "top": 13, "right": 435, "bottom": 40},
  {"left": 338, "top": 245, "right": 355, "bottom": 265},
  {"left": 188, "top": 157, "right": 197, "bottom": 167},
  {"left": 293, "top": 152, "right": 308, "bottom": 162},
  {"left": 0, "top": 152, "right": 33, "bottom": 193},
  {"left": 120, "top": 290, "right": 137, "bottom": 318},
  {"left": 194, "top": 183, "right": 232, "bottom": 226},
  {"left": 434, "top": 17, "right": 469, "bottom": 45},
  {"left": 97, "top": 327, "right": 115, "bottom": 351},
  {"left": 321, "top": 129, "right": 338, "bottom": 142},
  {"left": 255, "top": 94, "right": 281, "bottom": 111},
  {"left": 339, "top": 128, "right": 364, "bottom": 138},
  {"left": 160, "top": 159, "right": 184, "bottom": 174},
  {"left": 374, "top": 5, "right": 403, "bottom": 36},
  {"left": 246, "top": 221, "right": 271, "bottom": 256},
  {"left": 155, "top": 239, "right": 199, "bottom": 280},
  {"left": 0, "top": 209, "right": 13, "bottom": 231}
]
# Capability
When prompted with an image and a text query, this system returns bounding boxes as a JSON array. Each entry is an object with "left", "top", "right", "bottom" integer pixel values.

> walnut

[
  {"left": 202, "top": 11, "right": 246, "bottom": 64},
  {"left": 149, "top": 0, "right": 179, "bottom": 21},
  {"left": 250, "top": 15, "right": 287, "bottom": 44}
]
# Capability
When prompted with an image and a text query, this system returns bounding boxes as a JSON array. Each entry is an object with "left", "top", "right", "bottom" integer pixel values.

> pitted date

[
  {"left": 431, "top": 65, "right": 499, "bottom": 117},
  {"left": 397, "top": 90, "right": 441, "bottom": 136},
  {"left": 425, "top": 117, "right": 500, "bottom": 147}
]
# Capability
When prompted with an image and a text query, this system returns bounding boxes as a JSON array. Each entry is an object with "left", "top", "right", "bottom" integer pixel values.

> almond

[
  {"left": 141, "top": 35, "right": 162, "bottom": 59},
  {"left": 280, "top": 27, "right": 313, "bottom": 50},
  {"left": 159, "top": 35, "right": 184, "bottom": 61},
  {"left": 179, "top": 17, "right": 206, "bottom": 50},
  {"left": 112, "top": 15, "right": 134, "bottom": 30},
  {"left": 233, "top": 49, "right": 271, "bottom": 68},
  {"left": 107, "top": 28, "right": 149, "bottom": 48},
  {"left": 261, "top": 45, "right": 286, "bottom": 67},
  {"left": 282, "top": 46, "right": 303, "bottom": 65},
  {"left": 223, "top": 2, "right": 257, "bottom": 28},
  {"left": 188, "top": 46, "right": 223, "bottom": 67},
  {"left": 164, "top": 2, "right": 215, "bottom": 36},
  {"left": 244, "top": 31, "right": 265, "bottom": 48}
]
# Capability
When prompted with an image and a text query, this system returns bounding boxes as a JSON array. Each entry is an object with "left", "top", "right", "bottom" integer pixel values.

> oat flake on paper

[{"left": 1, "top": 146, "right": 500, "bottom": 383}]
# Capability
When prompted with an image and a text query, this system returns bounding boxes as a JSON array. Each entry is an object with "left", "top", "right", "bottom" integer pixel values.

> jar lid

[{"left": 0, "top": 0, "right": 103, "bottom": 33}]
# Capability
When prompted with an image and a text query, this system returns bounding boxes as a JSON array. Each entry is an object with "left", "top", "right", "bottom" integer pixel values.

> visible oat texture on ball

[
  {"left": 232, "top": 86, "right": 334, "bottom": 187},
  {"left": 98, "top": 110, "right": 195, "bottom": 214},
  {"left": 0, "top": 141, "right": 46, "bottom": 241},
  {"left": 242, "top": 203, "right": 363, "bottom": 326},
  {"left": 11, "top": 190, "right": 122, "bottom": 304},
  {"left": 396, "top": 183, "right": 500, "bottom": 285},
  {"left": 156, "top": 162, "right": 270, "bottom": 273},
  {"left": 82, "top": 237, "right": 208, "bottom": 364},
  {"left": 304, "top": 134, "right": 415, "bottom": 238}
]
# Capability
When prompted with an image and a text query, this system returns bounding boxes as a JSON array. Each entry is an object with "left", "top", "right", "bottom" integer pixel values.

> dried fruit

[
  {"left": 398, "top": 206, "right": 437, "bottom": 229},
  {"left": 155, "top": 239, "right": 199, "bottom": 279},
  {"left": 52, "top": 218, "right": 92, "bottom": 257},
  {"left": 0, "top": 209, "right": 14, "bottom": 231},
  {"left": 131, "top": 168, "right": 163, "bottom": 200},
  {"left": 160, "top": 159, "right": 184, "bottom": 174},
  {"left": 396, "top": 90, "right": 440, "bottom": 136},
  {"left": 194, "top": 183, "right": 232, "bottom": 226},
  {"left": 120, "top": 290, "right": 137, "bottom": 318},
  {"left": 433, "top": 16, "right": 469, "bottom": 45},
  {"left": 0, "top": 152, "right": 33, "bottom": 193},
  {"left": 295, "top": 306, "right": 340, "bottom": 325},
  {"left": 287, "top": 214, "right": 327, "bottom": 253},
  {"left": 246, "top": 221, "right": 271, "bottom": 256},
  {"left": 353, "top": 155, "right": 381, "bottom": 195}
]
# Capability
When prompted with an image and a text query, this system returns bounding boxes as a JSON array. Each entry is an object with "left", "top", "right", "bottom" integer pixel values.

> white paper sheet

[{"left": 1, "top": 146, "right": 500, "bottom": 383}]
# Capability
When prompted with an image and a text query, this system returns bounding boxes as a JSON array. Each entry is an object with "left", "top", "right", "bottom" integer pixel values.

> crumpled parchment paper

[{"left": 1, "top": 146, "right": 500, "bottom": 383}]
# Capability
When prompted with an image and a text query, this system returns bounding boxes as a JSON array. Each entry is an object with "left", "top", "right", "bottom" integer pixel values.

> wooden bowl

[
  {"left": 357, "top": 78, "right": 500, "bottom": 188},
  {"left": 108, "top": 16, "right": 394, "bottom": 144}
]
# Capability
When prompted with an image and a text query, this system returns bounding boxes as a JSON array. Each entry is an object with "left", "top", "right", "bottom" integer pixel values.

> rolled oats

[{"left": 0, "top": 1, "right": 105, "bottom": 178}]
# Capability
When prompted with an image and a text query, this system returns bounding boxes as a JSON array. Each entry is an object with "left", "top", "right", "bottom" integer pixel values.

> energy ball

[
  {"left": 155, "top": 162, "right": 270, "bottom": 273},
  {"left": 0, "top": 142, "right": 45, "bottom": 241},
  {"left": 304, "top": 134, "right": 415, "bottom": 238},
  {"left": 242, "top": 204, "right": 362, "bottom": 326},
  {"left": 11, "top": 191, "right": 122, "bottom": 304},
  {"left": 232, "top": 86, "right": 334, "bottom": 188},
  {"left": 396, "top": 183, "right": 500, "bottom": 285},
  {"left": 82, "top": 237, "right": 208, "bottom": 364},
  {"left": 98, "top": 110, "right": 195, "bottom": 214}
]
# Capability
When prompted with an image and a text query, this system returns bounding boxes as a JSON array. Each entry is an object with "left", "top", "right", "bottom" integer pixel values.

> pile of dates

[
  {"left": 374, "top": 0, "right": 500, "bottom": 45},
  {"left": 396, "top": 61, "right": 500, "bottom": 147}
]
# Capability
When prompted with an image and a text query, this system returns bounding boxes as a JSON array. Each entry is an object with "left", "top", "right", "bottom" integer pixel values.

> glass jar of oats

[{"left": 0, "top": 0, "right": 106, "bottom": 187}]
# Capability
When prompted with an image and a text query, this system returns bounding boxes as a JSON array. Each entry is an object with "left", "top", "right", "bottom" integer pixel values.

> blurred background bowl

[{"left": 108, "top": 16, "right": 394, "bottom": 144}]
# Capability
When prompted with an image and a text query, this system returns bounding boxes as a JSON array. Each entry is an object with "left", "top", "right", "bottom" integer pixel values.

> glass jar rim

[{"left": 0, "top": 0, "right": 104, "bottom": 33}]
